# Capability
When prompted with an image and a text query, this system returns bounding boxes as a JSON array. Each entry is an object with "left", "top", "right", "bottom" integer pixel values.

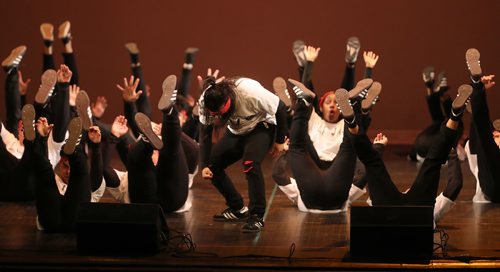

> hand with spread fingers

[{"left": 116, "top": 75, "right": 143, "bottom": 102}]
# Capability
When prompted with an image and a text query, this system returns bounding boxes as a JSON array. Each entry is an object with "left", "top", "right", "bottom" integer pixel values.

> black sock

[
  {"left": 43, "top": 40, "right": 53, "bottom": 48},
  {"left": 130, "top": 54, "right": 139, "bottom": 65},
  {"left": 450, "top": 109, "right": 463, "bottom": 121},
  {"left": 344, "top": 115, "right": 357, "bottom": 128},
  {"left": 185, "top": 52, "right": 195, "bottom": 64}
]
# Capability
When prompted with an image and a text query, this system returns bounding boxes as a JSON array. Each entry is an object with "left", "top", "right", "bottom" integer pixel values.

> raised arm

[{"left": 363, "top": 51, "right": 379, "bottom": 79}]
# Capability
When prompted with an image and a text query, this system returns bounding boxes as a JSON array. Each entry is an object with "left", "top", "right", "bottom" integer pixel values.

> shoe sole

[
  {"left": 434, "top": 71, "right": 447, "bottom": 93},
  {"left": 21, "top": 104, "right": 36, "bottom": 141},
  {"left": 2, "top": 45, "right": 27, "bottom": 68},
  {"left": 124, "top": 42, "right": 139, "bottom": 54},
  {"left": 63, "top": 117, "right": 82, "bottom": 155},
  {"left": 75, "top": 90, "right": 93, "bottom": 130},
  {"left": 422, "top": 65, "right": 435, "bottom": 83},
  {"left": 335, "top": 88, "right": 354, "bottom": 119},
  {"left": 493, "top": 119, "right": 500, "bottom": 132},
  {"left": 135, "top": 113, "right": 163, "bottom": 150},
  {"left": 185, "top": 47, "right": 199, "bottom": 54},
  {"left": 349, "top": 78, "right": 373, "bottom": 99},
  {"left": 35, "top": 69, "right": 57, "bottom": 104},
  {"left": 292, "top": 40, "right": 306, "bottom": 66},
  {"left": 272, "top": 77, "right": 291, "bottom": 107},
  {"left": 452, "top": 84, "right": 473, "bottom": 110},
  {"left": 40, "top": 23, "right": 54, "bottom": 41},
  {"left": 58, "top": 21, "right": 71, "bottom": 39},
  {"left": 158, "top": 75, "right": 177, "bottom": 111},
  {"left": 287, "top": 78, "right": 315, "bottom": 100},
  {"left": 345, "top": 36, "right": 360, "bottom": 63},
  {"left": 362, "top": 82, "right": 382, "bottom": 110},
  {"left": 292, "top": 40, "right": 305, "bottom": 54},
  {"left": 466, "top": 48, "right": 482, "bottom": 77}
]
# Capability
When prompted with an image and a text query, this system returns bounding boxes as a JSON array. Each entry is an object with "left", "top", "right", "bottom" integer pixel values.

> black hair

[{"left": 202, "top": 76, "right": 236, "bottom": 119}]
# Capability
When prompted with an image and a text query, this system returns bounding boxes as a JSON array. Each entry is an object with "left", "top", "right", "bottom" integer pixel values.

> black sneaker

[
  {"left": 35, "top": 69, "right": 57, "bottom": 105},
  {"left": 58, "top": 20, "right": 72, "bottom": 44},
  {"left": 2, "top": 45, "right": 27, "bottom": 73},
  {"left": 241, "top": 215, "right": 264, "bottom": 233},
  {"left": 213, "top": 207, "right": 249, "bottom": 222},
  {"left": 287, "top": 78, "right": 315, "bottom": 103},
  {"left": 434, "top": 71, "right": 448, "bottom": 94},
  {"left": 158, "top": 74, "right": 177, "bottom": 111},
  {"left": 40, "top": 23, "right": 54, "bottom": 44},
  {"left": 135, "top": 113, "right": 163, "bottom": 150},
  {"left": 185, "top": 47, "right": 199, "bottom": 64},
  {"left": 63, "top": 117, "right": 82, "bottom": 155},
  {"left": 422, "top": 65, "right": 435, "bottom": 88},
  {"left": 75, "top": 90, "right": 93, "bottom": 130},
  {"left": 361, "top": 81, "right": 382, "bottom": 112},
  {"left": 335, "top": 88, "right": 355, "bottom": 125},
  {"left": 21, "top": 104, "right": 36, "bottom": 141},
  {"left": 124, "top": 42, "right": 139, "bottom": 54},
  {"left": 292, "top": 40, "right": 306, "bottom": 67},
  {"left": 451, "top": 84, "right": 473, "bottom": 119},
  {"left": 349, "top": 78, "right": 373, "bottom": 100},
  {"left": 465, "top": 48, "right": 482, "bottom": 80},
  {"left": 345, "top": 36, "right": 361, "bottom": 64},
  {"left": 273, "top": 77, "right": 291, "bottom": 107}
]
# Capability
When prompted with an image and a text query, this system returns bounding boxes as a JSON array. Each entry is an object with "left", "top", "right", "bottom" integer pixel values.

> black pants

[
  {"left": 43, "top": 52, "right": 79, "bottom": 86},
  {"left": 413, "top": 92, "right": 451, "bottom": 158},
  {"left": 131, "top": 65, "right": 152, "bottom": 118},
  {"left": 288, "top": 101, "right": 356, "bottom": 209},
  {"left": 32, "top": 138, "right": 91, "bottom": 232},
  {"left": 412, "top": 92, "right": 462, "bottom": 201},
  {"left": 0, "top": 136, "right": 35, "bottom": 201},
  {"left": 94, "top": 116, "right": 134, "bottom": 188},
  {"left": 127, "top": 108, "right": 189, "bottom": 212},
  {"left": 209, "top": 123, "right": 274, "bottom": 217},
  {"left": 354, "top": 123, "right": 458, "bottom": 206},
  {"left": 4, "top": 69, "right": 21, "bottom": 138},
  {"left": 469, "top": 82, "right": 500, "bottom": 201},
  {"left": 122, "top": 94, "right": 199, "bottom": 176},
  {"left": 39, "top": 53, "right": 78, "bottom": 127}
]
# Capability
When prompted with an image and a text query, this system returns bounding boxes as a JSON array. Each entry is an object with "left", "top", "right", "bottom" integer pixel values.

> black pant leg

[
  {"left": 62, "top": 53, "right": 79, "bottom": 86},
  {"left": 209, "top": 130, "right": 245, "bottom": 211},
  {"left": 4, "top": 70, "right": 21, "bottom": 138},
  {"left": 156, "top": 109, "right": 189, "bottom": 212},
  {"left": 127, "top": 141, "right": 157, "bottom": 203}
]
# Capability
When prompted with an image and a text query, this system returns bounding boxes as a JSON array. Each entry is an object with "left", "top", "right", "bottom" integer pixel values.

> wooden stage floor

[{"left": 2, "top": 145, "right": 500, "bottom": 271}]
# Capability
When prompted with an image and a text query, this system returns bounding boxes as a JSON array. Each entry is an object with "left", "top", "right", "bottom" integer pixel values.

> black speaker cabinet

[
  {"left": 349, "top": 205, "right": 433, "bottom": 261},
  {"left": 76, "top": 203, "right": 168, "bottom": 255}
]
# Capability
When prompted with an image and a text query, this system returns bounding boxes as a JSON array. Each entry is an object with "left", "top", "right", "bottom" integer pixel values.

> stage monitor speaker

[
  {"left": 76, "top": 203, "right": 168, "bottom": 255},
  {"left": 349, "top": 205, "right": 433, "bottom": 261}
]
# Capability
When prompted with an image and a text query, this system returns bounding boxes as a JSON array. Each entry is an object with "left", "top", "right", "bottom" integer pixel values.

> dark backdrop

[{"left": 1, "top": 0, "right": 499, "bottom": 143}]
